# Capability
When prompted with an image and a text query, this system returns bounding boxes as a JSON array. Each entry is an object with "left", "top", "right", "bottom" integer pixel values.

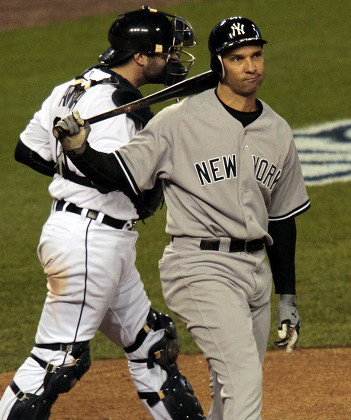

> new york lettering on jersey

[
  {"left": 193, "top": 152, "right": 282, "bottom": 191},
  {"left": 194, "top": 154, "right": 237, "bottom": 186},
  {"left": 252, "top": 155, "right": 282, "bottom": 191}
]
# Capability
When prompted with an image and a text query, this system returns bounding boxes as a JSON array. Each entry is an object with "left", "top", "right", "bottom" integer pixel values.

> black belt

[
  {"left": 35, "top": 341, "right": 86, "bottom": 352},
  {"left": 55, "top": 200, "right": 129, "bottom": 230},
  {"left": 200, "top": 238, "right": 264, "bottom": 253}
]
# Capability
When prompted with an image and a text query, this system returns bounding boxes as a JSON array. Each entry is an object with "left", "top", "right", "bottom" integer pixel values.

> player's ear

[{"left": 134, "top": 52, "right": 148, "bottom": 67}]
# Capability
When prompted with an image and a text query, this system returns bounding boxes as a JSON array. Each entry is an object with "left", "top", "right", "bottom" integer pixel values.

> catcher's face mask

[{"left": 161, "top": 14, "right": 196, "bottom": 86}]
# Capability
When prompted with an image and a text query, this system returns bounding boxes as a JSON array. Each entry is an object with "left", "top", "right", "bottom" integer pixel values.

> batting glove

[
  {"left": 274, "top": 294, "right": 300, "bottom": 354},
  {"left": 54, "top": 110, "right": 91, "bottom": 154}
]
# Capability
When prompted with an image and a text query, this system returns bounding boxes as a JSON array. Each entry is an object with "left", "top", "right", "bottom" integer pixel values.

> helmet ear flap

[{"left": 210, "top": 54, "right": 225, "bottom": 81}]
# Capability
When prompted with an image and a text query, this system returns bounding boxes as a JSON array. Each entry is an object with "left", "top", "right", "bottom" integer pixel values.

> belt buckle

[
  {"left": 60, "top": 343, "right": 73, "bottom": 352},
  {"left": 86, "top": 210, "right": 98, "bottom": 220}
]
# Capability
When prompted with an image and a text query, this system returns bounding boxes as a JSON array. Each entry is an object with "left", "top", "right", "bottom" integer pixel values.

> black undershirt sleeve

[
  {"left": 15, "top": 139, "right": 56, "bottom": 177},
  {"left": 68, "top": 142, "right": 140, "bottom": 198},
  {"left": 266, "top": 216, "right": 297, "bottom": 295}
]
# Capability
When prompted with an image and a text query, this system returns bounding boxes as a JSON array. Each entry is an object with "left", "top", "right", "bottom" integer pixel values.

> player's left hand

[
  {"left": 54, "top": 110, "right": 91, "bottom": 153},
  {"left": 274, "top": 294, "right": 300, "bottom": 354}
]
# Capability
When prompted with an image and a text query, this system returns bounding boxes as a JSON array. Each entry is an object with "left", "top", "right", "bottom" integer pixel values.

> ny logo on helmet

[{"left": 231, "top": 23, "right": 245, "bottom": 37}]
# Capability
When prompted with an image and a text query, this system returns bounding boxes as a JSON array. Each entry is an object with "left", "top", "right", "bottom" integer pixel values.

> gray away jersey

[{"left": 117, "top": 88, "right": 310, "bottom": 242}]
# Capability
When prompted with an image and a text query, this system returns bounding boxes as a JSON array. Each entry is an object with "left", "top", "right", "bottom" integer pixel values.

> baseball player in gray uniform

[
  {"left": 0, "top": 7, "right": 205, "bottom": 420},
  {"left": 53, "top": 16, "right": 310, "bottom": 420}
]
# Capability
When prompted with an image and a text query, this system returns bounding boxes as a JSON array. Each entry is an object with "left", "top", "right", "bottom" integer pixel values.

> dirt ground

[
  {"left": 1, "top": 348, "right": 351, "bottom": 419},
  {"left": 1, "top": 1, "right": 351, "bottom": 419}
]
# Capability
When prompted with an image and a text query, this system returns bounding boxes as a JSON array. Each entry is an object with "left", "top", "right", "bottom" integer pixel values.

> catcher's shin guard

[
  {"left": 152, "top": 364, "right": 205, "bottom": 420},
  {"left": 7, "top": 382, "right": 54, "bottom": 420},
  {"left": 125, "top": 309, "right": 205, "bottom": 420},
  {"left": 8, "top": 341, "right": 91, "bottom": 420},
  {"left": 140, "top": 338, "right": 206, "bottom": 420}
]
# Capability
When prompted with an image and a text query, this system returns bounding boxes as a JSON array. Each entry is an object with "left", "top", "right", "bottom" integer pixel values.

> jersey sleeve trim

[
  {"left": 113, "top": 151, "right": 141, "bottom": 196},
  {"left": 268, "top": 199, "right": 311, "bottom": 222}
]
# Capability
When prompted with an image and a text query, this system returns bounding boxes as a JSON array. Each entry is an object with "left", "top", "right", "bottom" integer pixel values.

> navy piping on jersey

[
  {"left": 72, "top": 219, "right": 92, "bottom": 343},
  {"left": 269, "top": 199, "right": 311, "bottom": 222}
]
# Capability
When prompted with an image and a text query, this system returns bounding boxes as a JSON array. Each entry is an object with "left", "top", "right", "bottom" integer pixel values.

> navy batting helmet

[
  {"left": 99, "top": 5, "right": 196, "bottom": 85},
  {"left": 208, "top": 16, "right": 267, "bottom": 79}
]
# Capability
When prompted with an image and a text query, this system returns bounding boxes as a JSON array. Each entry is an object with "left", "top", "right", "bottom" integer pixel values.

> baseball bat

[{"left": 53, "top": 70, "right": 218, "bottom": 139}]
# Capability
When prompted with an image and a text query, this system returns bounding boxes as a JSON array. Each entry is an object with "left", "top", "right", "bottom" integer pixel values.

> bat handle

[{"left": 52, "top": 125, "right": 66, "bottom": 140}]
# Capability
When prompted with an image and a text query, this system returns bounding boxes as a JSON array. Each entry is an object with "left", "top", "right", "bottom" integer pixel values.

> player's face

[
  {"left": 143, "top": 53, "right": 170, "bottom": 84},
  {"left": 221, "top": 44, "right": 265, "bottom": 97}
]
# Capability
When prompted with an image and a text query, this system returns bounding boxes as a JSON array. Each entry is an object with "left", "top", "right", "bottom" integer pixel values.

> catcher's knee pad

[
  {"left": 8, "top": 341, "right": 91, "bottom": 420},
  {"left": 41, "top": 343, "right": 91, "bottom": 397},
  {"left": 124, "top": 308, "right": 179, "bottom": 362},
  {"left": 146, "top": 310, "right": 180, "bottom": 369}
]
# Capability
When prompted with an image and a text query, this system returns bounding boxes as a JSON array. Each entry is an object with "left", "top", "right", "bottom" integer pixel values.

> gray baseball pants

[{"left": 159, "top": 237, "right": 272, "bottom": 420}]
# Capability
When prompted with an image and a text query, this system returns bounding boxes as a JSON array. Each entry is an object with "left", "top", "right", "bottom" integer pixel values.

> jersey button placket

[
  {"left": 240, "top": 131, "right": 252, "bottom": 236},
  {"left": 243, "top": 136, "right": 250, "bottom": 194}
]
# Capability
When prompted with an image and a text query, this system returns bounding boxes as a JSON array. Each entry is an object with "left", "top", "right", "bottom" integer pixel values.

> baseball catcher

[{"left": 0, "top": 6, "right": 205, "bottom": 420}]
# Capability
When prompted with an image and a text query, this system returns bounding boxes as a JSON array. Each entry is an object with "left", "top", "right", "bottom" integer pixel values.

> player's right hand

[
  {"left": 274, "top": 294, "right": 300, "bottom": 354},
  {"left": 54, "top": 110, "right": 91, "bottom": 153}
]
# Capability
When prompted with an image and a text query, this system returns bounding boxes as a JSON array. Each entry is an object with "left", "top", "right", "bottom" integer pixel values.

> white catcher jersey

[
  {"left": 20, "top": 67, "right": 139, "bottom": 220},
  {"left": 117, "top": 88, "right": 310, "bottom": 243}
]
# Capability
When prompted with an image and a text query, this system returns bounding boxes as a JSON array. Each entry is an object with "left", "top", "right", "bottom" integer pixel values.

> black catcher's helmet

[
  {"left": 99, "top": 5, "right": 196, "bottom": 85},
  {"left": 208, "top": 16, "right": 267, "bottom": 80}
]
